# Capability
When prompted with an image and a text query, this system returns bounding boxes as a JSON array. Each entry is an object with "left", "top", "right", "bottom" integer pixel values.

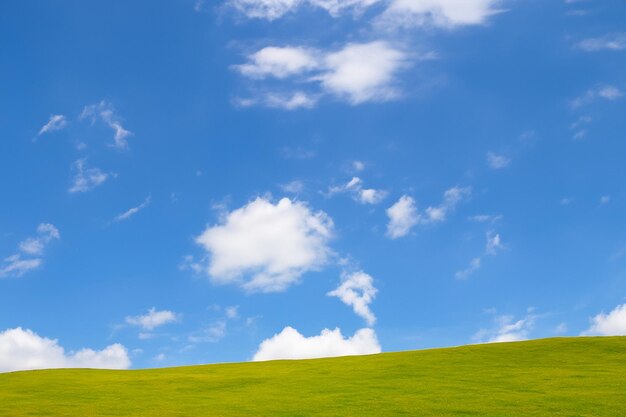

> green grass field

[{"left": 1, "top": 336, "right": 625, "bottom": 416}]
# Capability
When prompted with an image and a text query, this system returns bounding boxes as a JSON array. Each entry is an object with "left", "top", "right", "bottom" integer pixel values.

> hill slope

[{"left": 1, "top": 337, "right": 625, "bottom": 416}]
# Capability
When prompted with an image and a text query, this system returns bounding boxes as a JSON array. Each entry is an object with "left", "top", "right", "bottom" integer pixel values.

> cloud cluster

[
  {"left": 228, "top": 0, "right": 503, "bottom": 30},
  {"left": 570, "top": 85, "right": 623, "bottom": 108},
  {"left": 228, "top": 0, "right": 380, "bottom": 20},
  {"left": 0, "top": 327, "right": 130, "bottom": 373},
  {"left": 235, "top": 42, "right": 409, "bottom": 107},
  {"left": 68, "top": 159, "right": 109, "bottom": 194},
  {"left": 253, "top": 326, "right": 380, "bottom": 360},
  {"left": 1, "top": 224, "right": 60, "bottom": 279},
  {"left": 328, "top": 176, "right": 387, "bottom": 204},
  {"left": 194, "top": 197, "right": 334, "bottom": 293},
  {"left": 328, "top": 271, "right": 377, "bottom": 325},
  {"left": 386, "top": 186, "right": 471, "bottom": 238}
]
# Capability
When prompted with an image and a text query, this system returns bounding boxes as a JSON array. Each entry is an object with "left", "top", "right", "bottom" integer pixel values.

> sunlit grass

[{"left": 1, "top": 336, "right": 624, "bottom": 416}]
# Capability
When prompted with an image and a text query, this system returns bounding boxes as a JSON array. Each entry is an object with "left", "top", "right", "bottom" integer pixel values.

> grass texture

[{"left": 1, "top": 336, "right": 625, "bottom": 416}]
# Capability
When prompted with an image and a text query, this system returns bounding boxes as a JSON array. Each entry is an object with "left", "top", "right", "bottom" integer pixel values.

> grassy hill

[{"left": 1, "top": 336, "right": 625, "bottom": 416}]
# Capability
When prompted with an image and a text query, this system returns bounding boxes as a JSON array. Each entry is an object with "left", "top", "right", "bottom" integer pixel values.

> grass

[{"left": 1, "top": 337, "right": 625, "bottom": 416}]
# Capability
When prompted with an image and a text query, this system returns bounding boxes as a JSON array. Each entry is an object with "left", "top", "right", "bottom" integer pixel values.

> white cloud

[
  {"left": 1, "top": 224, "right": 60, "bottom": 279},
  {"left": 38, "top": 115, "right": 67, "bottom": 135},
  {"left": 234, "top": 47, "right": 319, "bottom": 79},
  {"left": 328, "top": 271, "right": 377, "bottom": 325},
  {"left": 235, "top": 41, "right": 409, "bottom": 106},
  {"left": 570, "top": 85, "right": 623, "bottom": 108},
  {"left": 125, "top": 308, "right": 179, "bottom": 331},
  {"left": 474, "top": 312, "right": 535, "bottom": 343},
  {"left": 0, "top": 255, "right": 42, "bottom": 278},
  {"left": 194, "top": 197, "right": 334, "bottom": 293},
  {"left": 328, "top": 176, "right": 386, "bottom": 205},
  {"left": 18, "top": 224, "right": 60, "bottom": 256},
  {"left": 377, "top": 0, "right": 504, "bottom": 30},
  {"left": 583, "top": 302, "right": 626, "bottom": 336},
  {"left": 228, "top": 0, "right": 380, "bottom": 20},
  {"left": 321, "top": 41, "right": 407, "bottom": 104},
  {"left": 80, "top": 101, "right": 133, "bottom": 149},
  {"left": 577, "top": 33, "right": 626, "bottom": 52},
  {"left": 68, "top": 159, "right": 109, "bottom": 194},
  {"left": 486, "top": 152, "right": 510, "bottom": 169},
  {"left": 386, "top": 195, "right": 419, "bottom": 238},
  {"left": 386, "top": 186, "right": 471, "bottom": 238},
  {"left": 114, "top": 196, "right": 151, "bottom": 222},
  {"left": 485, "top": 231, "right": 503, "bottom": 255},
  {"left": 0, "top": 327, "right": 130, "bottom": 373},
  {"left": 253, "top": 326, "right": 380, "bottom": 361}
]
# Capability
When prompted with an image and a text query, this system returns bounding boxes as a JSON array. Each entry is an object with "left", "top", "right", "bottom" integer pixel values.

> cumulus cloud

[
  {"left": 486, "top": 152, "right": 510, "bottom": 169},
  {"left": 321, "top": 41, "right": 407, "bottom": 104},
  {"left": 253, "top": 326, "right": 380, "bottom": 361},
  {"left": 228, "top": 0, "right": 380, "bottom": 20},
  {"left": 386, "top": 195, "right": 418, "bottom": 238},
  {"left": 38, "top": 115, "right": 68, "bottom": 135},
  {"left": 125, "top": 308, "right": 179, "bottom": 331},
  {"left": 114, "top": 196, "right": 151, "bottom": 222},
  {"left": 328, "top": 271, "right": 377, "bottom": 325},
  {"left": 377, "top": 0, "right": 504, "bottom": 30},
  {"left": 0, "top": 327, "right": 130, "bottom": 373},
  {"left": 583, "top": 302, "right": 626, "bottom": 336},
  {"left": 235, "top": 41, "right": 409, "bottom": 106},
  {"left": 386, "top": 186, "right": 471, "bottom": 238},
  {"left": 80, "top": 101, "right": 133, "bottom": 149},
  {"left": 577, "top": 33, "right": 626, "bottom": 52},
  {"left": 194, "top": 197, "right": 334, "bottom": 293},
  {"left": 473, "top": 312, "right": 535, "bottom": 343},
  {"left": 68, "top": 159, "right": 109, "bottom": 194},
  {"left": 1, "top": 224, "right": 60, "bottom": 279},
  {"left": 234, "top": 46, "right": 319, "bottom": 79}
]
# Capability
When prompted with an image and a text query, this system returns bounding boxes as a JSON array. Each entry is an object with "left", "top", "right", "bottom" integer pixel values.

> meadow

[{"left": 1, "top": 336, "right": 625, "bottom": 416}]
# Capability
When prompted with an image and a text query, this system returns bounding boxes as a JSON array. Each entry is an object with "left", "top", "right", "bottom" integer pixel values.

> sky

[{"left": 1, "top": 0, "right": 625, "bottom": 372}]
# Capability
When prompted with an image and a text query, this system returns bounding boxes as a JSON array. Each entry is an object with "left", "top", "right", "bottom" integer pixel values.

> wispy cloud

[
  {"left": 577, "top": 33, "right": 626, "bottom": 52},
  {"left": 68, "top": 159, "right": 109, "bottom": 194},
  {"left": 38, "top": 115, "right": 68, "bottom": 135},
  {"left": 80, "top": 101, "right": 133, "bottom": 149},
  {"left": 114, "top": 196, "right": 151, "bottom": 222},
  {"left": 328, "top": 270, "right": 377, "bottom": 325},
  {"left": 456, "top": 231, "right": 503, "bottom": 279},
  {"left": 1, "top": 224, "right": 60, "bottom": 279}
]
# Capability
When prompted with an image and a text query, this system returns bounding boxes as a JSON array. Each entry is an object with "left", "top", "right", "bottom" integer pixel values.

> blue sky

[{"left": 1, "top": 0, "right": 626, "bottom": 371}]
